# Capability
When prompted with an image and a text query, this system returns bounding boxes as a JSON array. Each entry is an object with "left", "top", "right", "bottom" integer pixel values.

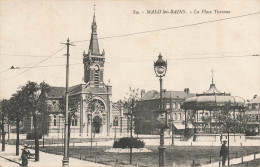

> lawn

[{"left": 39, "top": 146, "right": 260, "bottom": 167}]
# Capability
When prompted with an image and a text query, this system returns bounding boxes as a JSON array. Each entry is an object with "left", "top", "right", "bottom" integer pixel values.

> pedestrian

[
  {"left": 21, "top": 144, "right": 30, "bottom": 167},
  {"left": 220, "top": 140, "right": 228, "bottom": 167}
]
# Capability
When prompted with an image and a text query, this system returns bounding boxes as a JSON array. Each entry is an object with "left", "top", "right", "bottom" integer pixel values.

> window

[
  {"left": 174, "top": 113, "right": 177, "bottom": 120},
  {"left": 71, "top": 118, "right": 78, "bottom": 126},
  {"left": 94, "top": 65, "right": 99, "bottom": 87},
  {"left": 166, "top": 103, "right": 170, "bottom": 109},
  {"left": 54, "top": 115, "right": 56, "bottom": 126},
  {"left": 113, "top": 117, "right": 119, "bottom": 126},
  {"left": 179, "top": 113, "right": 181, "bottom": 120},
  {"left": 176, "top": 103, "right": 180, "bottom": 110},
  {"left": 75, "top": 119, "right": 78, "bottom": 126},
  {"left": 172, "top": 103, "right": 175, "bottom": 109}
]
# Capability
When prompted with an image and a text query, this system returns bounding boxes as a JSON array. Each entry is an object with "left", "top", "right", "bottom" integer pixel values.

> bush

[
  {"left": 113, "top": 137, "right": 145, "bottom": 148},
  {"left": 245, "top": 130, "right": 257, "bottom": 136},
  {"left": 26, "top": 132, "right": 42, "bottom": 140}
]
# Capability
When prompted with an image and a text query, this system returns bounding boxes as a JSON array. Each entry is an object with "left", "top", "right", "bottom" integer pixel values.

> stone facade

[
  {"left": 246, "top": 96, "right": 260, "bottom": 134},
  {"left": 135, "top": 89, "right": 195, "bottom": 135},
  {"left": 25, "top": 13, "right": 130, "bottom": 138}
]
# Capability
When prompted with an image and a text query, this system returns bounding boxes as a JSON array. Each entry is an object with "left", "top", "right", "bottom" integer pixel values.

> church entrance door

[{"left": 93, "top": 116, "right": 102, "bottom": 133}]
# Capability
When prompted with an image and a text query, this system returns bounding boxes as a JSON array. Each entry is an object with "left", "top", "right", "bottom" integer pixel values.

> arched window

[
  {"left": 54, "top": 115, "right": 56, "bottom": 126},
  {"left": 71, "top": 119, "right": 74, "bottom": 126},
  {"left": 71, "top": 118, "right": 78, "bottom": 126},
  {"left": 113, "top": 116, "right": 119, "bottom": 126},
  {"left": 75, "top": 119, "right": 78, "bottom": 126}
]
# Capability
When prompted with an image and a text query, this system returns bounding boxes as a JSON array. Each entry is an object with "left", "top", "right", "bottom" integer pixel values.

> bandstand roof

[{"left": 182, "top": 81, "right": 245, "bottom": 110}]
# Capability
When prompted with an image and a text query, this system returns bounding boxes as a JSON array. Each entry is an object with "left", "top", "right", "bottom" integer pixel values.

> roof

[
  {"left": 250, "top": 96, "right": 260, "bottom": 104},
  {"left": 69, "top": 84, "right": 82, "bottom": 95},
  {"left": 141, "top": 90, "right": 196, "bottom": 101},
  {"left": 48, "top": 84, "right": 82, "bottom": 98},
  {"left": 182, "top": 81, "right": 245, "bottom": 110},
  {"left": 48, "top": 87, "right": 65, "bottom": 98},
  {"left": 48, "top": 83, "right": 111, "bottom": 98},
  {"left": 182, "top": 95, "right": 245, "bottom": 109},
  {"left": 89, "top": 14, "right": 100, "bottom": 55},
  {"left": 197, "top": 83, "right": 230, "bottom": 96}
]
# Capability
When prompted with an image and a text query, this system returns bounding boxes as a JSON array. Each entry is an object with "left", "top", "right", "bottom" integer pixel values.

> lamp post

[
  {"left": 171, "top": 122, "right": 174, "bottom": 146},
  {"left": 113, "top": 117, "right": 118, "bottom": 142},
  {"left": 154, "top": 53, "right": 167, "bottom": 167}
]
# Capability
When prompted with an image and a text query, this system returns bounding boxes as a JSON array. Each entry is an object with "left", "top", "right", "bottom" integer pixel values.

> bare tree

[{"left": 123, "top": 87, "right": 140, "bottom": 165}]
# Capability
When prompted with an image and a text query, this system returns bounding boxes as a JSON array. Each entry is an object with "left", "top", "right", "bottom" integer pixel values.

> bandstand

[{"left": 182, "top": 79, "right": 246, "bottom": 134}]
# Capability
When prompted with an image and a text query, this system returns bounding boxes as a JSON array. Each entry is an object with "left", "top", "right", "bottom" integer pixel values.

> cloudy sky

[{"left": 0, "top": 0, "right": 259, "bottom": 101}]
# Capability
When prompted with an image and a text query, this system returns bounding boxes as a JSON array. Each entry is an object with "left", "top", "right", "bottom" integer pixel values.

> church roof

[
  {"left": 89, "top": 13, "right": 100, "bottom": 55},
  {"left": 141, "top": 90, "right": 195, "bottom": 101},
  {"left": 48, "top": 87, "right": 65, "bottom": 98},
  {"left": 48, "top": 84, "right": 82, "bottom": 98},
  {"left": 69, "top": 84, "right": 82, "bottom": 95},
  {"left": 84, "top": 86, "right": 109, "bottom": 94},
  {"left": 48, "top": 84, "right": 110, "bottom": 98}
]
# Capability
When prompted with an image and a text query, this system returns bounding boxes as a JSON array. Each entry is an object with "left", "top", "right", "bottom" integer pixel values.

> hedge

[
  {"left": 113, "top": 137, "right": 145, "bottom": 148},
  {"left": 26, "top": 132, "right": 42, "bottom": 140}
]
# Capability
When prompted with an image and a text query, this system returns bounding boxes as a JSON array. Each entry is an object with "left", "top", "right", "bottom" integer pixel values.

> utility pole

[
  {"left": 130, "top": 99, "right": 134, "bottom": 164},
  {"left": 106, "top": 80, "right": 110, "bottom": 136},
  {"left": 61, "top": 38, "right": 74, "bottom": 167}
]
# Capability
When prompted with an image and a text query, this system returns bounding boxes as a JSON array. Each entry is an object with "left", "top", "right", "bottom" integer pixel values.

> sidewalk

[
  {"left": 201, "top": 152, "right": 260, "bottom": 167},
  {"left": 0, "top": 144, "right": 110, "bottom": 167}
]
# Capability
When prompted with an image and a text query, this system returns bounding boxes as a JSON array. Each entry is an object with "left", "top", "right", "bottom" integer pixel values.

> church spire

[{"left": 89, "top": 5, "right": 100, "bottom": 55}]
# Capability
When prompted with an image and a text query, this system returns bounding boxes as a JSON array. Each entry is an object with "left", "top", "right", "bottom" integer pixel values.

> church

[{"left": 41, "top": 13, "right": 129, "bottom": 138}]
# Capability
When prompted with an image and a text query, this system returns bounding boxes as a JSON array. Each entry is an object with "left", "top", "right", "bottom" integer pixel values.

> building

[
  {"left": 182, "top": 78, "right": 246, "bottom": 134},
  {"left": 25, "top": 12, "right": 129, "bottom": 138},
  {"left": 135, "top": 89, "right": 195, "bottom": 135},
  {"left": 245, "top": 95, "right": 260, "bottom": 135}
]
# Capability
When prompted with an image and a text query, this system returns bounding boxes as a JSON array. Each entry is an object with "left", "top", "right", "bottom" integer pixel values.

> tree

[
  {"left": 122, "top": 87, "right": 140, "bottom": 165},
  {"left": 21, "top": 81, "right": 50, "bottom": 161},
  {"left": 201, "top": 115, "right": 211, "bottom": 132},
  {"left": 8, "top": 89, "right": 28, "bottom": 156},
  {"left": 59, "top": 95, "right": 80, "bottom": 151},
  {"left": 0, "top": 99, "right": 10, "bottom": 151},
  {"left": 215, "top": 104, "right": 248, "bottom": 133}
]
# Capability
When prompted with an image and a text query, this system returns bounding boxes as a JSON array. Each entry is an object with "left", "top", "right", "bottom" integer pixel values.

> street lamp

[
  {"left": 113, "top": 117, "right": 118, "bottom": 141},
  {"left": 154, "top": 53, "right": 167, "bottom": 167}
]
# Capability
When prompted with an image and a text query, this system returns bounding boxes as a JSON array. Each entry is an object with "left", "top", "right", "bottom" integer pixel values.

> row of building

[{"left": 5, "top": 11, "right": 260, "bottom": 138}]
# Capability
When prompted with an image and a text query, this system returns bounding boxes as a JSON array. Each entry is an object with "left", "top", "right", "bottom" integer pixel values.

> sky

[{"left": 0, "top": 0, "right": 260, "bottom": 102}]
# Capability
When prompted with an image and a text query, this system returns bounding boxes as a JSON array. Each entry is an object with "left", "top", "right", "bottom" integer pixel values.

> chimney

[
  {"left": 253, "top": 94, "right": 257, "bottom": 99},
  {"left": 184, "top": 88, "right": 190, "bottom": 94},
  {"left": 141, "top": 89, "right": 145, "bottom": 98}
]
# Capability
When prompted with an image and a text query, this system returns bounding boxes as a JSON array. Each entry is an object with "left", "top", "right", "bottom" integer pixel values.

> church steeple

[
  {"left": 89, "top": 7, "right": 100, "bottom": 55},
  {"left": 83, "top": 5, "right": 105, "bottom": 86}
]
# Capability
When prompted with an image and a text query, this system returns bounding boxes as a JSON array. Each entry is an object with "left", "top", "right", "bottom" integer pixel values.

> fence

[{"left": 193, "top": 151, "right": 260, "bottom": 167}]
